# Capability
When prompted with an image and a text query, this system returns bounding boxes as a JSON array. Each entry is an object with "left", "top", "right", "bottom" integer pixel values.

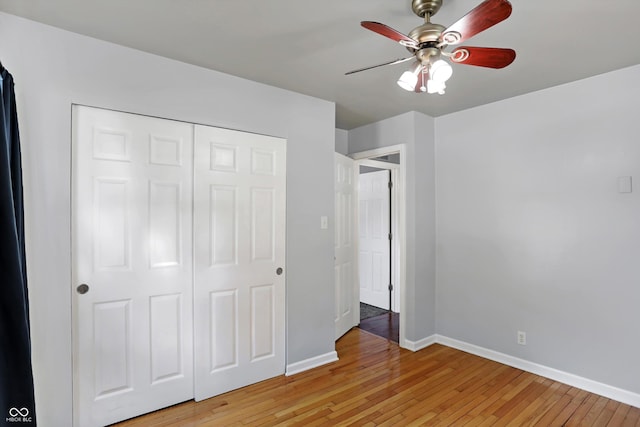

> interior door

[
  {"left": 72, "top": 106, "right": 194, "bottom": 426},
  {"left": 193, "top": 125, "right": 286, "bottom": 400},
  {"left": 334, "top": 153, "right": 358, "bottom": 339},
  {"left": 359, "top": 170, "right": 391, "bottom": 309}
]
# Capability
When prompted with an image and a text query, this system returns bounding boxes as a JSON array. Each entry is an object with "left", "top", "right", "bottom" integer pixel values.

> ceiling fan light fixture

[
  {"left": 397, "top": 63, "right": 423, "bottom": 91},
  {"left": 397, "top": 70, "right": 418, "bottom": 91},
  {"left": 429, "top": 59, "right": 453, "bottom": 83},
  {"left": 427, "top": 79, "right": 446, "bottom": 95}
]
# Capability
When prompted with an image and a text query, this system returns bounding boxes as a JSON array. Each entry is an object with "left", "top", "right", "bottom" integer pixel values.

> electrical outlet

[{"left": 517, "top": 331, "right": 527, "bottom": 346}]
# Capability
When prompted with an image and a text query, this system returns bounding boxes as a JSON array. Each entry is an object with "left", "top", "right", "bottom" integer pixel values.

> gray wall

[
  {"left": 349, "top": 111, "right": 437, "bottom": 341},
  {"left": 0, "top": 12, "right": 336, "bottom": 426},
  {"left": 335, "top": 128, "right": 348, "bottom": 155},
  {"left": 436, "top": 65, "right": 640, "bottom": 394},
  {"left": 5, "top": 7, "right": 639, "bottom": 423}
]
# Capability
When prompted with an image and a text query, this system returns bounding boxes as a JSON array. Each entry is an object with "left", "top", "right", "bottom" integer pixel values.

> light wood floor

[{"left": 115, "top": 328, "right": 640, "bottom": 426}]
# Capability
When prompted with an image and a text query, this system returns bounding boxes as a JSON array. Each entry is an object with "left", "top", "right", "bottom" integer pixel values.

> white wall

[
  {"left": 436, "top": 65, "right": 640, "bottom": 395},
  {"left": 0, "top": 12, "right": 337, "bottom": 426},
  {"left": 349, "top": 111, "right": 437, "bottom": 341}
]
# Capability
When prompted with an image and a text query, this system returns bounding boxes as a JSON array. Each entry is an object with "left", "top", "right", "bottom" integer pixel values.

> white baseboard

[
  {"left": 434, "top": 335, "right": 640, "bottom": 409},
  {"left": 285, "top": 351, "right": 338, "bottom": 376},
  {"left": 403, "top": 334, "right": 437, "bottom": 352}
]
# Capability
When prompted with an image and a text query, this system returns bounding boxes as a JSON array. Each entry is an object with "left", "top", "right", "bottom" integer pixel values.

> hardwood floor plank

[
  {"left": 547, "top": 389, "right": 592, "bottom": 426},
  {"left": 430, "top": 366, "right": 513, "bottom": 425},
  {"left": 372, "top": 398, "right": 420, "bottom": 425},
  {"left": 460, "top": 415, "right": 489, "bottom": 426},
  {"left": 607, "top": 402, "right": 631, "bottom": 426},
  {"left": 113, "top": 329, "right": 638, "bottom": 427},
  {"left": 476, "top": 372, "right": 535, "bottom": 417},
  {"left": 581, "top": 396, "right": 614, "bottom": 426},
  {"left": 518, "top": 382, "right": 568, "bottom": 426},
  {"left": 565, "top": 393, "right": 601, "bottom": 426},
  {"left": 620, "top": 405, "right": 640, "bottom": 426},
  {"left": 592, "top": 399, "right": 620, "bottom": 427},
  {"left": 492, "top": 379, "right": 548, "bottom": 421},
  {"left": 477, "top": 415, "right": 500, "bottom": 426},
  {"left": 533, "top": 393, "right": 574, "bottom": 426},
  {"left": 466, "top": 369, "right": 527, "bottom": 417}
]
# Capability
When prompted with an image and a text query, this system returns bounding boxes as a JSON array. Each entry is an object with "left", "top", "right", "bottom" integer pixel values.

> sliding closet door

[
  {"left": 193, "top": 125, "right": 286, "bottom": 401},
  {"left": 72, "top": 106, "right": 194, "bottom": 427}
]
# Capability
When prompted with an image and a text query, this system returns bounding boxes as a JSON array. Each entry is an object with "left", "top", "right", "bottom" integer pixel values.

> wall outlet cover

[{"left": 517, "top": 331, "right": 527, "bottom": 345}]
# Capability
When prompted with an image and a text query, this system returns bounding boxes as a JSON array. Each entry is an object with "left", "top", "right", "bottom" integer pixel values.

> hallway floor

[{"left": 358, "top": 311, "right": 399, "bottom": 343}]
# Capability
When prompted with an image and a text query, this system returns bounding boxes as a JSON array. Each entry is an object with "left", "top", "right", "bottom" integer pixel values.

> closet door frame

[{"left": 71, "top": 105, "right": 287, "bottom": 425}]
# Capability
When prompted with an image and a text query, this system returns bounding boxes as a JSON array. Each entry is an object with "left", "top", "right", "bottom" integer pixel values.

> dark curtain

[{"left": 0, "top": 62, "right": 36, "bottom": 426}]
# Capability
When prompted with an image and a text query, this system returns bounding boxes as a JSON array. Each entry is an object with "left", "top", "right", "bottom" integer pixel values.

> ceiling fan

[{"left": 346, "top": 0, "right": 516, "bottom": 94}]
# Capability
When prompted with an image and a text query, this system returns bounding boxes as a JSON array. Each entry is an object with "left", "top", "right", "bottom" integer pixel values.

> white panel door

[
  {"left": 193, "top": 125, "right": 286, "bottom": 401},
  {"left": 334, "top": 153, "right": 358, "bottom": 339},
  {"left": 359, "top": 170, "right": 390, "bottom": 309},
  {"left": 72, "top": 106, "right": 194, "bottom": 426}
]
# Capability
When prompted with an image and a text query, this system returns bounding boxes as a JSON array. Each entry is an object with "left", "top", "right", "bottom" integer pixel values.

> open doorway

[
  {"left": 358, "top": 157, "right": 399, "bottom": 342},
  {"left": 352, "top": 147, "right": 405, "bottom": 345}
]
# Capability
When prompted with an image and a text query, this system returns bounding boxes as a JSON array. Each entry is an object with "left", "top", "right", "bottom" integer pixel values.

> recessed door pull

[{"left": 77, "top": 284, "right": 89, "bottom": 294}]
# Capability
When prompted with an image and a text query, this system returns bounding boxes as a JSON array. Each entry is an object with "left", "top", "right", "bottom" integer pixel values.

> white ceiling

[{"left": 2, "top": 0, "right": 640, "bottom": 130}]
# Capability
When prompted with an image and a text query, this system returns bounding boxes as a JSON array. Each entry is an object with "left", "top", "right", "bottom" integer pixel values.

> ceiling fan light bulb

[
  {"left": 397, "top": 71, "right": 418, "bottom": 91},
  {"left": 430, "top": 59, "right": 453, "bottom": 83},
  {"left": 427, "top": 79, "right": 445, "bottom": 94}
]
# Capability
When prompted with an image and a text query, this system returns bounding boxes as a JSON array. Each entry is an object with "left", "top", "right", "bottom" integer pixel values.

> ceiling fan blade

[
  {"left": 450, "top": 47, "right": 516, "bottom": 68},
  {"left": 440, "top": 0, "right": 512, "bottom": 45},
  {"left": 345, "top": 56, "right": 415, "bottom": 75},
  {"left": 361, "top": 21, "right": 418, "bottom": 48}
]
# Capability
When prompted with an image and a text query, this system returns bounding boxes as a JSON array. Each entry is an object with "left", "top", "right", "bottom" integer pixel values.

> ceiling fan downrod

[
  {"left": 408, "top": 0, "right": 446, "bottom": 50},
  {"left": 411, "top": 0, "right": 443, "bottom": 19}
]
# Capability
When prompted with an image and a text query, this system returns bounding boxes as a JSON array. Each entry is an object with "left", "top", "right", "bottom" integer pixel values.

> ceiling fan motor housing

[
  {"left": 408, "top": 22, "right": 446, "bottom": 64},
  {"left": 408, "top": 22, "right": 445, "bottom": 44}
]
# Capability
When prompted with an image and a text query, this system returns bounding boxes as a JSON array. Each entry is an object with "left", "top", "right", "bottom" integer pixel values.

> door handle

[
  {"left": 77, "top": 284, "right": 89, "bottom": 294},
  {"left": 276, "top": 267, "right": 283, "bottom": 276}
]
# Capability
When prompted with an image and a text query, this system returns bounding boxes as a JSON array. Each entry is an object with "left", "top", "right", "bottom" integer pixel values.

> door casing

[{"left": 350, "top": 145, "right": 406, "bottom": 349}]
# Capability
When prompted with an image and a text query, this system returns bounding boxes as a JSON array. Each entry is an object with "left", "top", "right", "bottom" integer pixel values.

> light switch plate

[
  {"left": 320, "top": 216, "right": 328, "bottom": 229},
  {"left": 618, "top": 176, "right": 632, "bottom": 193}
]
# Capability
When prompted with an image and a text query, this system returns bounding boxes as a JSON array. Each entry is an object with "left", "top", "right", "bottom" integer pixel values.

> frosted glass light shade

[
  {"left": 397, "top": 70, "right": 418, "bottom": 91},
  {"left": 427, "top": 79, "right": 446, "bottom": 95},
  {"left": 430, "top": 60, "right": 453, "bottom": 83}
]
